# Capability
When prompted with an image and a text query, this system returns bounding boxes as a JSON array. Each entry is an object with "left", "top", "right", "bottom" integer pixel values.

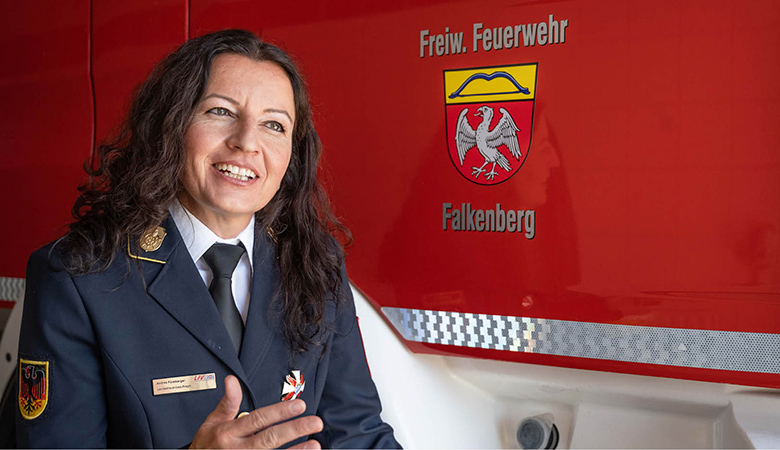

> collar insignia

[{"left": 140, "top": 226, "right": 167, "bottom": 252}]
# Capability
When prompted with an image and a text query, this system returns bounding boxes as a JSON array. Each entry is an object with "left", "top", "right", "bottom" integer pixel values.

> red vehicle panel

[
  {"left": 1, "top": 0, "right": 778, "bottom": 388},
  {"left": 193, "top": 0, "right": 780, "bottom": 387},
  {"left": 0, "top": 2, "right": 92, "bottom": 281}
]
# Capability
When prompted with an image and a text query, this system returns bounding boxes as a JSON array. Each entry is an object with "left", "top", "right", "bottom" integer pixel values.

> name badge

[{"left": 152, "top": 373, "right": 217, "bottom": 396}]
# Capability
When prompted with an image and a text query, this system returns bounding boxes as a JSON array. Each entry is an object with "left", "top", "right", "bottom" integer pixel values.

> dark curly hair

[{"left": 58, "top": 29, "right": 350, "bottom": 353}]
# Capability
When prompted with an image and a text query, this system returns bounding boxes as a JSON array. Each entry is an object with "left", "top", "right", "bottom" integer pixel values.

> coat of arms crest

[{"left": 445, "top": 63, "right": 538, "bottom": 185}]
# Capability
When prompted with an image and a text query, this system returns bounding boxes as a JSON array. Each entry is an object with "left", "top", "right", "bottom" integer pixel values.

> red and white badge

[{"left": 280, "top": 370, "right": 305, "bottom": 401}]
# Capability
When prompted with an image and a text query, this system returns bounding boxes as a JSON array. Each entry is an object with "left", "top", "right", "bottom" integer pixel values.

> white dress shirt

[{"left": 168, "top": 201, "right": 254, "bottom": 324}]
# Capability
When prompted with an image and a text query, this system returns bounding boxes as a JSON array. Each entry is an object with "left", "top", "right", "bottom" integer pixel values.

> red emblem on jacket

[
  {"left": 19, "top": 358, "right": 49, "bottom": 420},
  {"left": 281, "top": 370, "right": 305, "bottom": 401}
]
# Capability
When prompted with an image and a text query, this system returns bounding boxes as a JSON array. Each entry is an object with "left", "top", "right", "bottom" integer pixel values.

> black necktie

[{"left": 202, "top": 243, "right": 245, "bottom": 353}]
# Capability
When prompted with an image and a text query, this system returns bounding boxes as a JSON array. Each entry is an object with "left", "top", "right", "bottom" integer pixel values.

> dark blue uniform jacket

[{"left": 17, "top": 218, "right": 399, "bottom": 448}]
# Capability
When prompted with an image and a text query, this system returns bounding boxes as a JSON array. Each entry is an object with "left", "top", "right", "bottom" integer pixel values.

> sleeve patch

[{"left": 19, "top": 358, "right": 49, "bottom": 420}]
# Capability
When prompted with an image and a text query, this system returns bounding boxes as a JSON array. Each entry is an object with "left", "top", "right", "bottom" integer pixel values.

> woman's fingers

[
  {"left": 191, "top": 375, "right": 322, "bottom": 449},
  {"left": 289, "top": 439, "right": 323, "bottom": 449},
  {"left": 228, "top": 400, "right": 323, "bottom": 445},
  {"left": 246, "top": 415, "right": 323, "bottom": 448},
  {"left": 200, "top": 375, "right": 243, "bottom": 427}
]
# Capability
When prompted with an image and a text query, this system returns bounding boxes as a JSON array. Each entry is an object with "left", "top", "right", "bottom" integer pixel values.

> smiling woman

[
  {"left": 16, "top": 30, "right": 400, "bottom": 449},
  {"left": 180, "top": 55, "right": 295, "bottom": 238}
]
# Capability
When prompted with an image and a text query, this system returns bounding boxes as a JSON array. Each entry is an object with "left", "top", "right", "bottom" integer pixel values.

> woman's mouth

[{"left": 213, "top": 163, "right": 257, "bottom": 181}]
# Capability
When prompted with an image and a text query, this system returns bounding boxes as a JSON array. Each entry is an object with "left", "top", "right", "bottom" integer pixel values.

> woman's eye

[
  {"left": 207, "top": 107, "right": 232, "bottom": 116},
  {"left": 266, "top": 121, "right": 285, "bottom": 133}
]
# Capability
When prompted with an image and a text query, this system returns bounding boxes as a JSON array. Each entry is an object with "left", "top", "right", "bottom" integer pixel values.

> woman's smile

[{"left": 213, "top": 162, "right": 258, "bottom": 182}]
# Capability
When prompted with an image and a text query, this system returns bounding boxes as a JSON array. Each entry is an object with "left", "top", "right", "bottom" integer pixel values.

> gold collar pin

[{"left": 139, "top": 226, "right": 167, "bottom": 252}]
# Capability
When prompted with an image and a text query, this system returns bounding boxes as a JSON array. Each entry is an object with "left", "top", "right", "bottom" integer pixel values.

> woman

[{"left": 17, "top": 29, "right": 399, "bottom": 449}]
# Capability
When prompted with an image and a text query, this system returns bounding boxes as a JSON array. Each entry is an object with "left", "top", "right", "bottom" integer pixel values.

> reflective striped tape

[
  {"left": 381, "top": 307, "right": 780, "bottom": 374},
  {"left": 0, "top": 277, "right": 24, "bottom": 302}
]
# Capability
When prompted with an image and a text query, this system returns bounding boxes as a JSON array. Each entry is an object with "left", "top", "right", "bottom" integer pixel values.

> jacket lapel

[
  {"left": 141, "top": 218, "right": 248, "bottom": 381},
  {"left": 239, "top": 230, "right": 282, "bottom": 379}
]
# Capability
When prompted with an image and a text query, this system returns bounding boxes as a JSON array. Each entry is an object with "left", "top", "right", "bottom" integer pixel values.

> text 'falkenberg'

[
  {"left": 443, "top": 203, "right": 535, "bottom": 239},
  {"left": 420, "top": 15, "right": 569, "bottom": 58}
]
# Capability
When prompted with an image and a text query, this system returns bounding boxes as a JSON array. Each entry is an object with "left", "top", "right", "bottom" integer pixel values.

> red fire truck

[{"left": 0, "top": 0, "right": 778, "bottom": 447}]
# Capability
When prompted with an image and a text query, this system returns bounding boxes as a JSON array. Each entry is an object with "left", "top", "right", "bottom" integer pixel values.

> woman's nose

[{"left": 227, "top": 119, "right": 260, "bottom": 153}]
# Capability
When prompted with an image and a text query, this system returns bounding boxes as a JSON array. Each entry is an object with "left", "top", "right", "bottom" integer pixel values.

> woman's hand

[{"left": 190, "top": 375, "right": 323, "bottom": 449}]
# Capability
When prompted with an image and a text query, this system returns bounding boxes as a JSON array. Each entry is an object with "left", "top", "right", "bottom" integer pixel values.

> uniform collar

[{"left": 168, "top": 200, "right": 255, "bottom": 271}]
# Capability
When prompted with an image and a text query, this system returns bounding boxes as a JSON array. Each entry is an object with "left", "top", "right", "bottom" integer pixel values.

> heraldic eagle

[{"left": 455, "top": 105, "right": 522, "bottom": 181}]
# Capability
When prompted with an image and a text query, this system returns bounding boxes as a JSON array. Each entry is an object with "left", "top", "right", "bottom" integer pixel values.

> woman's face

[{"left": 179, "top": 54, "right": 295, "bottom": 237}]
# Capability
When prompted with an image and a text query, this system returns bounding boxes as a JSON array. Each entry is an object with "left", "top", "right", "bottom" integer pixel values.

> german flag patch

[{"left": 19, "top": 358, "right": 48, "bottom": 420}]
